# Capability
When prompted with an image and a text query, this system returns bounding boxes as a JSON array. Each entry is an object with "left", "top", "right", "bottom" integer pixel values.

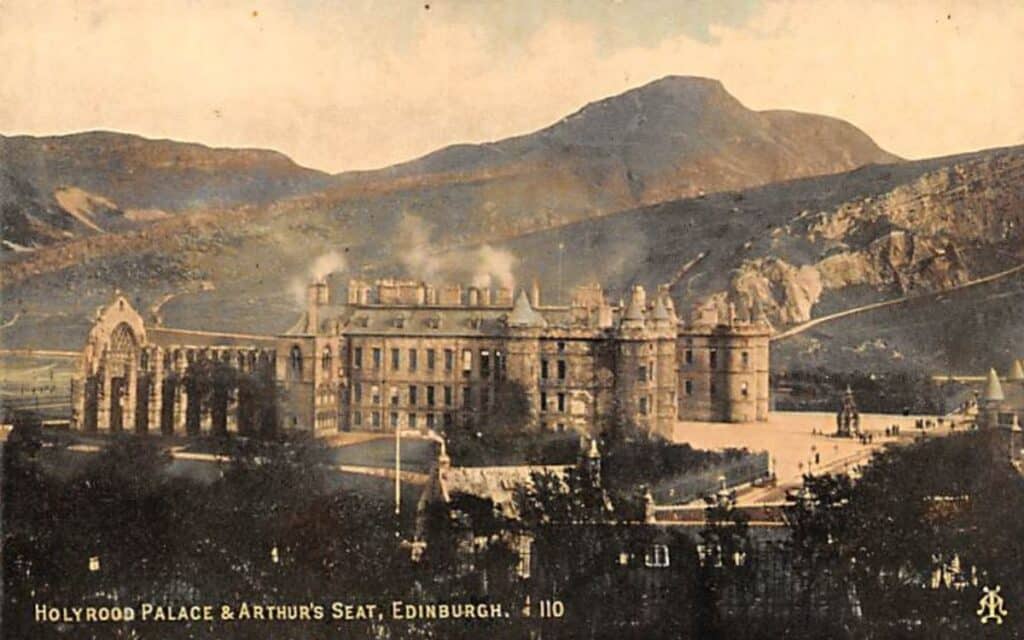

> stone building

[
  {"left": 71, "top": 277, "right": 771, "bottom": 439},
  {"left": 976, "top": 362, "right": 1024, "bottom": 465}
]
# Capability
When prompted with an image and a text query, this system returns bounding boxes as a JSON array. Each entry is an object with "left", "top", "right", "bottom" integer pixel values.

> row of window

[
  {"left": 539, "top": 391, "right": 567, "bottom": 414},
  {"left": 682, "top": 349, "right": 751, "bottom": 369},
  {"left": 351, "top": 346, "right": 505, "bottom": 378},
  {"left": 681, "top": 380, "right": 750, "bottom": 398},
  {"left": 351, "top": 383, "right": 496, "bottom": 409},
  {"left": 539, "top": 359, "right": 567, "bottom": 380},
  {"left": 352, "top": 410, "right": 456, "bottom": 430}
]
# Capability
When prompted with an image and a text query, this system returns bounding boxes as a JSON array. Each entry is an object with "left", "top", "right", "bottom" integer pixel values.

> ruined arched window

[
  {"left": 321, "top": 346, "right": 333, "bottom": 374},
  {"left": 290, "top": 345, "right": 303, "bottom": 379}
]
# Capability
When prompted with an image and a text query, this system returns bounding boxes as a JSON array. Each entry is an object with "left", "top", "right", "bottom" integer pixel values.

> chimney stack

[{"left": 306, "top": 279, "right": 329, "bottom": 334}]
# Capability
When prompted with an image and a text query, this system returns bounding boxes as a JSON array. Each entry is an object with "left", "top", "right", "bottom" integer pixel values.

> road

[{"left": 771, "top": 261, "right": 1024, "bottom": 342}]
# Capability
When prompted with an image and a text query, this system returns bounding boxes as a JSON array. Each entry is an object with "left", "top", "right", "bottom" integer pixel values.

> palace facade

[{"left": 71, "top": 277, "right": 771, "bottom": 439}]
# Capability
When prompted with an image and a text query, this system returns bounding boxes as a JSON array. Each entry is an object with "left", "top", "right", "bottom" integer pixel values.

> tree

[{"left": 783, "top": 432, "right": 1024, "bottom": 637}]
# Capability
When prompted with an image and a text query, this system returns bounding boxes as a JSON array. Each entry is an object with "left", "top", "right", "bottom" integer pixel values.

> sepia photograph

[{"left": 1, "top": 1, "right": 1022, "bottom": 638}]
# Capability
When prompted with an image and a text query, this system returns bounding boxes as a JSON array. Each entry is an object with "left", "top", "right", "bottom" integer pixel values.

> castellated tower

[
  {"left": 614, "top": 285, "right": 679, "bottom": 438},
  {"left": 676, "top": 300, "right": 771, "bottom": 423}
]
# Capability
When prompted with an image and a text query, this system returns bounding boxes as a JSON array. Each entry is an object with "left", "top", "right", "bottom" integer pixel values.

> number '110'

[{"left": 538, "top": 600, "right": 564, "bottom": 618}]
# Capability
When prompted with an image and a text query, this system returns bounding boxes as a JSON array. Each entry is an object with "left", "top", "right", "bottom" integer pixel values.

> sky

[{"left": 1, "top": 0, "right": 1022, "bottom": 173}]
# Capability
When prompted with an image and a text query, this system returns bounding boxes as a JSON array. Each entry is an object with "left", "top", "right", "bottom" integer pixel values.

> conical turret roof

[
  {"left": 1007, "top": 359, "right": 1024, "bottom": 382},
  {"left": 983, "top": 368, "right": 1005, "bottom": 402},
  {"left": 508, "top": 290, "right": 547, "bottom": 328},
  {"left": 652, "top": 296, "right": 672, "bottom": 322},
  {"left": 623, "top": 285, "right": 646, "bottom": 322}
]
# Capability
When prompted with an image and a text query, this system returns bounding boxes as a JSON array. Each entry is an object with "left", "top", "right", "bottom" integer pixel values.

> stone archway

[
  {"left": 106, "top": 322, "right": 137, "bottom": 432},
  {"left": 75, "top": 296, "right": 149, "bottom": 433}
]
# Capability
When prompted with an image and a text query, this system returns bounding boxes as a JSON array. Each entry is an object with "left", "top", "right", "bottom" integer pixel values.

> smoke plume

[
  {"left": 290, "top": 251, "right": 347, "bottom": 307},
  {"left": 395, "top": 214, "right": 517, "bottom": 289}
]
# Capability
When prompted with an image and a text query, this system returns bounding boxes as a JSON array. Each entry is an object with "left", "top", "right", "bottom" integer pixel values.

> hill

[
  {"left": 7, "top": 77, "right": 1019, "bottom": 375},
  {"left": 0, "top": 131, "right": 331, "bottom": 249},
  {"left": 322, "top": 75, "right": 898, "bottom": 243}
]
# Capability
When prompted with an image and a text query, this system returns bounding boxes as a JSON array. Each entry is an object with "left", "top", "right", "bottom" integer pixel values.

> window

[
  {"left": 685, "top": 349, "right": 693, "bottom": 365},
  {"left": 557, "top": 392, "right": 565, "bottom": 413},
  {"left": 427, "top": 349, "right": 436, "bottom": 370},
  {"left": 557, "top": 360, "right": 566, "bottom": 380},
  {"left": 353, "top": 411, "right": 362, "bottom": 427},
  {"left": 391, "top": 348, "right": 400, "bottom": 370},
  {"left": 408, "top": 413, "right": 417, "bottom": 429},
  {"left": 353, "top": 347, "right": 363, "bottom": 369},
  {"left": 709, "top": 382, "right": 716, "bottom": 398},
  {"left": 480, "top": 350, "right": 491, "bottom": 378},
  {"left": 444, "top": 385, "right": 453, "bottom": 406},
  {"left": 409, "top": 349, "right": 418, "bottom": 371},
  {"left": 462, "top": 349, "right": 473, "bottom": 378},
  {"left": 389, "top": 386, "right": 399, "bottom": 406},
  {"left": 495, "top": 350, "right": 506, "bottom": 378},
  {"left": 289, "top": 345, "right": 303, "bottom": 378},
  {"left": 321, "top": 347, "right": 332, "bottom": 373},
  {"left": 540, "top": 392, "right": 547, "bottom": 413},
  {"left": 371, "top": 385, "right": 381, "bottom": 405},
  {"left": 741, "top": 351, "right": 750, "bottom": 368},
  {"left": 444, "top": 349, "right": 454, "bottom": 372},
  {"left": 741, "top": 382, "right": 749, "bottom": 398},
  {"left": 427, "top": 386, "right": 436, "bottom": 407},
  {"left": 426, "top": 413, "right": 436, "bottom": 428},
  {"left": 462, "top": 386, "right": 471, "bottom": 407},
  {"left": 639, "top": 396, "right": 650, "bottom": 416},
  {"left": 354, "top": 382, "right": 362, "bottom": 403},
  {"left": 709, "top": 349, "right": 718, "bottom": 369},
  {"left": 390, "top": 412, "right": 398, "bottom": 428},
  {"left": 443, "top": 413, "right": 453, "bottom": 428},
  {"left": 541, "top": 359, "right": 549, "bottom": 379},
  {"left": 409, "top": 385, "right": 418, "bottom": 406},
  {"left": 684, "top": 380, "right": 693, "bottom": 396},
  {"left": 372, "top": 347, "right": 381, "bottom": 369},
  {"left": 371, "top": 411, "right": 381, "bottom": 428},
  {"left": 637, "top": 365, "right": 647, "bottom": 381},
  {"left": 557, "top": 341, "right": 566, "bottom": 352},
  {"left": 644, "top": 544, "right": 670, "bottom": 568}
]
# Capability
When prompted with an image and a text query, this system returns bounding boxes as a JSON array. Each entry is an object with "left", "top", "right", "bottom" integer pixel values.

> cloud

[{"left": 1, "top": 0, "right": 1021, "bottom": 172}]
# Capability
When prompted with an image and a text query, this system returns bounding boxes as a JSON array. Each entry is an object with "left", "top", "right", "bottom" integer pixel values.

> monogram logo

[{"left": 977, "top": 585, "right": 1008, "bottom": 625}]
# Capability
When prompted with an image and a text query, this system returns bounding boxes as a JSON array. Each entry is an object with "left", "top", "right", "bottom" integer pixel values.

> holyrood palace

[{"left": 72, "top": 277, "right": 771, "bottom": 439}]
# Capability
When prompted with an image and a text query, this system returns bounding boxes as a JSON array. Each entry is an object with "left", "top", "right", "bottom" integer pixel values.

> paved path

[{"left": 673, "top": 411, "right": 936, "bottom": 506}]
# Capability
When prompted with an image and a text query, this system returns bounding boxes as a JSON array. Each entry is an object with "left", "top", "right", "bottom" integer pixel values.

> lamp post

[{"left": 394, "top": 426, "right": 401, "bottom": 517}]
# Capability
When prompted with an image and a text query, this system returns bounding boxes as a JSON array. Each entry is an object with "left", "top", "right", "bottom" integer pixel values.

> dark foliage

[{"left": 774, "top": 368, "right": 947, "bottom": 414}]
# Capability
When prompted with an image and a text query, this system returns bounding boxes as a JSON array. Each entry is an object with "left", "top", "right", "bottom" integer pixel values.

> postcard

[{"left": 2, "top": 2, "right": 1022, "bottom": 638}]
